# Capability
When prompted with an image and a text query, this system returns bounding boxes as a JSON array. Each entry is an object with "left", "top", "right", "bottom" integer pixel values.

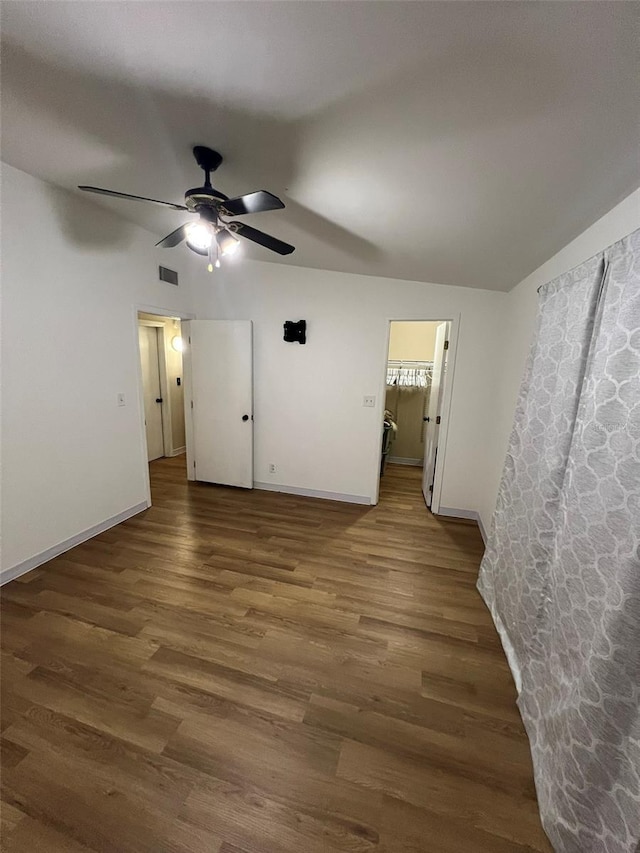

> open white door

[
  {"left": 183, "top": 320, "right": 253, "bottom": 488},
  {"left": 422, "top": 322, "right": 449, "bottom": 508},
  {"left": 138, "top": 325, "right": 165, "bottom": 461}
]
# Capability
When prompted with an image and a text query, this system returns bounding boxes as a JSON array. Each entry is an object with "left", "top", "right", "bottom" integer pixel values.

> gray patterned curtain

[{"left": 478, "top": 228, "right": 640, "bottom": 853}]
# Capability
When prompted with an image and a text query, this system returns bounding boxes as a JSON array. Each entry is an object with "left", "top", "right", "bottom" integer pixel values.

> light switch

[
  {"left": 117, "top": 393, "right": 126, "bottom": 407},
  {"left": 363, "top": 396, "right": 376, "bottom": 407}
]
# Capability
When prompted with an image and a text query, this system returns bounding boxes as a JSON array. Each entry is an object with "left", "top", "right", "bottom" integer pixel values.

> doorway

[
  {"left": 137, "top": 312, "right": 186, "bottom": 464},
  {"left": 138, "top": 325, "right": 165, "bottom": 461},
  {"left": 181, "top": 320, "right": 254, "bottom": 489},
  {"left": 136, "top": 314, "right": 254, "bottom": 506},
  {"left": 379, "top": 320, "right": 453, "bottom": 511}
]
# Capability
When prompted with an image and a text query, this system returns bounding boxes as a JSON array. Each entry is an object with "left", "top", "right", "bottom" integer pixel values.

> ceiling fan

[{"left": 78, "top": 146, "right": 295, "bottom": 270}]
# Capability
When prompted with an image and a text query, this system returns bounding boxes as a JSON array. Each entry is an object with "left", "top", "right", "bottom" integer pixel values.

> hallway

[{"left": 1, "top": 457, "right": 551, "bottom": 852}]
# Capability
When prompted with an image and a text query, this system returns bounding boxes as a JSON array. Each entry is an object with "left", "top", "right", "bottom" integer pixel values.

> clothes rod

[{"left": 387, "top": 360, "right": 434, "bottom": 366}]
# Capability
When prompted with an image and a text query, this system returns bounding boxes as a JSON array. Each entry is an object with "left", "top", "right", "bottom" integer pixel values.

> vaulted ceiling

[{"left": 2, "top": 1, "right": 638, "bottom": 290}]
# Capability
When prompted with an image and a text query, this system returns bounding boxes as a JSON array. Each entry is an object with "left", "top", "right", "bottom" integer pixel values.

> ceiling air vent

[{"left": 158, "top": 265, "right": 178, "bottom": 286}]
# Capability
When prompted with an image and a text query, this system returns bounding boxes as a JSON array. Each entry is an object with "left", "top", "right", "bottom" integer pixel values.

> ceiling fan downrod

[{"left": 192, "top": 145, "right": 223, "bottom": 189}]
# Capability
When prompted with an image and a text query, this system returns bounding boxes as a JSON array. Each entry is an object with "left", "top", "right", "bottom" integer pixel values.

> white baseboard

[
  {"left": 254, "top": 482, "right": 371, "bottom": 505},
  {"left": 477, "top": 582, "right": 521, "bottom": 693},
  {"left": 477, "top": 515, "right": 488, "bottom": 545},
  {"left": 168, "top": 447, "right": 186, "bottom": 457},
  {"left": 388, "top": 456, "right": 423, "bottom": 466},
  {"left": 0, "top": 501, "right": 149, "bottom": 586},
  {"left": 437, "top": 506, "right": 488, "bottom": 545}
]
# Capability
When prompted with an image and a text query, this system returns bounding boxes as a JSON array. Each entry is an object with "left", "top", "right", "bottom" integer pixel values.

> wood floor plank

[
  {"left": 0, "top": 737, "right": 30, "bottom": 770},
  {"left": 378, "top": 796, "right": 546, "bottom": 853},
  {"left": 2, "top": 751, "right": 178, "bottom": 853},
  {"left": 304, "top": 693, "right": 536, "bottom": 798},
  {"left": 336, "top": 740, "right": 548, "bottom": 849},
  {"left": 0, "top": 459, "right": 552, "bottom": 852},
  {"left": 1, "top": 816, "right": 96, "bottom": 853}
]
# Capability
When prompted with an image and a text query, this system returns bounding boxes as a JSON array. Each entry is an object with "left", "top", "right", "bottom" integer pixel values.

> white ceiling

[{"left": 2, "top": 1, "right": 638, "bottom": 290}]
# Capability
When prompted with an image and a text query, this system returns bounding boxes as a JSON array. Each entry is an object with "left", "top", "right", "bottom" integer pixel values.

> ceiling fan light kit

[
  {"left": 78, "top": 146, "right": 295, "bottom": 271},
  {"left": 216, "top": 228, "right": 240, "bottom": 256},
  {"left": 185, "top": 221, "right": 213, "bottom": 251}
]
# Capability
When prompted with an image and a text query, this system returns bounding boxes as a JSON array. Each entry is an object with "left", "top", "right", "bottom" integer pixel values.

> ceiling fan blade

[
  {"left": 155, "top": 224, "right": 189, "bottom": 248},
  {"left": 219, "top": 191, "right": 285, "bottom": 217},
  {"left": 78, "top": 186, "right": 188, "bottom": 211},
  {"left": 229, "top": 222, "right": 295, "bottom": 255}
]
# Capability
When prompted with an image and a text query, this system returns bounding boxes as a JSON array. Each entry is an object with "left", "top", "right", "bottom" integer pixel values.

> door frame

[
  {"left": 373, "top": 315, "right": 460, "bottom": 512},
  {"left": 133, "top": 304, "right": 195, "bottom": 508}
]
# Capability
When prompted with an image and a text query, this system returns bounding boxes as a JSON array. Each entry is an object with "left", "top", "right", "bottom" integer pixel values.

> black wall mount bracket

[{"left": 283, "top": 320, "right": 306, "bottom": 344}]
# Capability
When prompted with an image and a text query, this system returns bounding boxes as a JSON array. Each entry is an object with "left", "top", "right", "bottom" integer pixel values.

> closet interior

[{"left": 381, "top": 321, "right": 439, "bottom": 474}]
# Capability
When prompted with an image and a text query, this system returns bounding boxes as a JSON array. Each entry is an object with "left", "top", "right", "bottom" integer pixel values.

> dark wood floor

[{"left": 1, "top": 459, "right": 551, "bottom": 853}]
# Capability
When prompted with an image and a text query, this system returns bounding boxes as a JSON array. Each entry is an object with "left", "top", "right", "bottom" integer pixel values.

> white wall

[
  {"left": 388, "top": 321, "right": 437, "bottom": 362},
  {"left": 1, "top": 163, "right": 198, "bottom": 578},
  {"left": 195, "top": 260, "right": 506, "bottom": 514},
  {"left": 479, "top": 188, "right": 640, "bottom": 535}
]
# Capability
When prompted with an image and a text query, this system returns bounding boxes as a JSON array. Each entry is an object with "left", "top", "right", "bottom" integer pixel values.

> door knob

[
  {"left": 242, "top": 414, "right": 249, "bottom": 421},
  {"left": 155, "top": 398, "right": 163, "bottom": 403}
]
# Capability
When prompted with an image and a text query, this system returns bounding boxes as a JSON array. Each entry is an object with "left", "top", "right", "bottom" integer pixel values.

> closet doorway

[
  {"left": 137, "top": 312, "right": 187, "bottom": 465},
  {"left": 380, "top": 320, "right": 453, "bottom": 511}
]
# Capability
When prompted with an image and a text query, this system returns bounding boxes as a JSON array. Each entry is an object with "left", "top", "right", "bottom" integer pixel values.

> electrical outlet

[
  {"left": 269, "top": 463, "right": 276, "bottom": 474},
  {"left": 363, "top": 396, "right": 376, "bottom": 408},
  {"left": 117, "top": 393, "right": 126, "bottom": 407}
]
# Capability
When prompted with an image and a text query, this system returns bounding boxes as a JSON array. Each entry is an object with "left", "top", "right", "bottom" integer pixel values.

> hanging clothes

[{"left": 386, "top": 361, "right": 433, "bottom": 388}]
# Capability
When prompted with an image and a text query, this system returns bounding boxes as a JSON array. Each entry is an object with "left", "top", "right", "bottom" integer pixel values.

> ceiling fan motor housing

[{"left": 184, "top": 187, "right": 228, "bottom": 211}]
